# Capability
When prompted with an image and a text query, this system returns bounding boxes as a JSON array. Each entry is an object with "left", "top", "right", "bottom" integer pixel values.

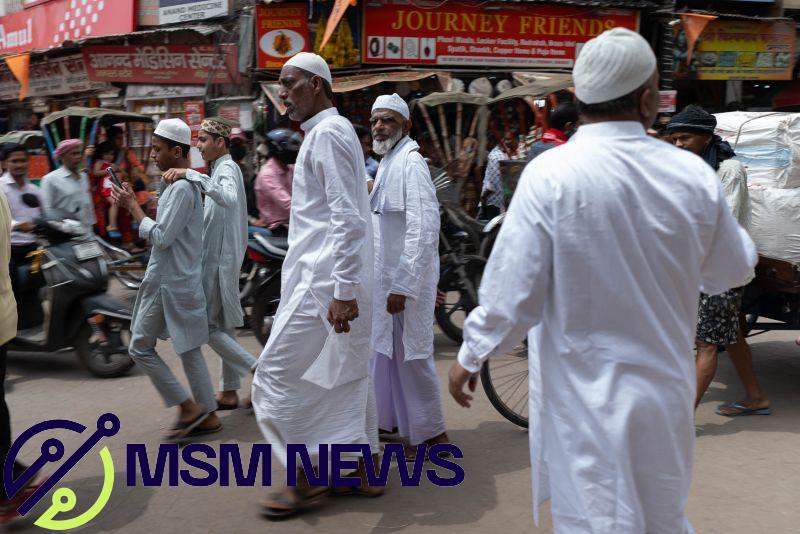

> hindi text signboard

[
  {"left": 83, "top": 45, "right": 240, "bottom": 85},
  {"left": 0, "top": 54, "right": 106, "bottom": 101},
  {"left": 674, "top": 20, "right": 795, "bottom": 80}
]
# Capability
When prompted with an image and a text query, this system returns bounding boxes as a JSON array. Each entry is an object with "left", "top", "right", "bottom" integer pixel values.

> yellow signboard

[{"left": 674, "top": 20, "right": 795, "bottom": 80}]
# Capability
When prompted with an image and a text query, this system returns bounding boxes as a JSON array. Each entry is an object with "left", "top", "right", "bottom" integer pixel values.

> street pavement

[{"left": 4, "top": 284, "right": 800, "bottom": 533}]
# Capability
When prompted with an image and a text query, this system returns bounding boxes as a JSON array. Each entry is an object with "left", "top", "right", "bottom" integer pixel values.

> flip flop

[
  {"left": 216, "top": 400, "right": 238, "bottom": 411},
  {"left": 331, "top": 485, "right": 385, "bottom": 498},
  {"left": 163, "top": 412, "right": 210, "bottom": 442},
  {"left": 715, "top": 403, "right": 772, "bottom": 417},
  {"left": 260, "top": 487, "right": 329, "bottom": 520},
  {"left": 107, "top": 230, "right": 122, "bottom": 239},
  {"left": 186, "top": 423, "right": 223, "bottom": 438}
]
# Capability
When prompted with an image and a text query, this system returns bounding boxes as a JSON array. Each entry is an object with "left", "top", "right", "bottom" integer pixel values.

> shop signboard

[
  {"left": 0, "top": 54, "right": 106, "bottom": 101},
  {"left": 138, "top": 0, "right": 161, "bottom": 26},
  {"left": 674, "top": 20, "right": 795, "bottom": 80},
  {"left": 659, "top": 90, "right": 677, "bottom": 113},
  {"left": 158, "top": 0, "right": 229, "bottom": 25},
  {"left": 255, "top": 3, "right": 310, "bottom": 68},
  {"left": 83, "top": 45, "right": 240, "bottom": 85},
  {"left": 256, "top": 1, "right": 360, "bottom": 69},
  {"left": 0, "top": 0, "right": 135, "bottom": 55},
  {"left": 362, "top": 0, "right": 639, "bottom": 67}
]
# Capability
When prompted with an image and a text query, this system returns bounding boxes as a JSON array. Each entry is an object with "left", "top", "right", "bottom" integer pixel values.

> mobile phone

[{"left": 106, "top": 167, "right": 123, "bottom": 188}]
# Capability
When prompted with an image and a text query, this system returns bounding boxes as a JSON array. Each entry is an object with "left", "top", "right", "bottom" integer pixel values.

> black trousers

[{"left": 10, "top": 244, "right": 43, "bottom": 330}]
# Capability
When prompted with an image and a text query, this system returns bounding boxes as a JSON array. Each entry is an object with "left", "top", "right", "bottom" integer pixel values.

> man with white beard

[
  {"left": 368, "top": 94, "right": 448, "bottom": 459},
  {"left": 251, "top": 53, "right": 380, "bottom": 519}
]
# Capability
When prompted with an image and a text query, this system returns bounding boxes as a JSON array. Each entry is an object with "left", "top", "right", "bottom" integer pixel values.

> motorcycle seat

[{"left": 253, "top": 234, "right": 288, "bottom": 258}]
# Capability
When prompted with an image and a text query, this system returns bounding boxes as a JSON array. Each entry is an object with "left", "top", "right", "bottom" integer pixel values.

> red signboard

[
  {"left": 255, "top": 3, "right": 311, "bottom": 69},
  {"left": 0, "top": 0, "right": 135, "bottom": 55},
  {"left": 363, "top": 1, "right": 639, "bottom": 68},
  {"left": 183, "top": 101, "right": 204, "bottom": 143},
  {"left": 82, "top": 45, "right": 240, "bottom": 85}
]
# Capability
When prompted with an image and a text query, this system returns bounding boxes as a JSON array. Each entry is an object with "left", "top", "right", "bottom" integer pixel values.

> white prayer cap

[
  {"left": 283, "top": 52, "right": 332, "bottom": 85},
  {"left": 371, "top": 93, "right": 409, "bottom": 120},
  {"left": 572, "top": 28, "right": 656, "bottom": 105},
  {"left": 153, "top": 118, "right": 192, "bottom": 146}
]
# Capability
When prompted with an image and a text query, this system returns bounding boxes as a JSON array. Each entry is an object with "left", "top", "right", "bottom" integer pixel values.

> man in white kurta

[
  {"left": 368, "top": 94, "right": 447, "bottom": 453},
  {"left": 449, "top": 29, "right": 758, "bottom": 533},
  {"left": 252, "top": 53, "right": 378, "bottom": 517},
  {"left": 164, "top": 118, "right": 257, "bottom": 409}
]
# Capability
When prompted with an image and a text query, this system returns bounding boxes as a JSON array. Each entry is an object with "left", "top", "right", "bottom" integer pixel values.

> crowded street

[
  {"left": 2, "top": 287, "right": 800, "bottom": 533},
  {"left": 0, "top": 0, "right": 798, "bottom": 532}
]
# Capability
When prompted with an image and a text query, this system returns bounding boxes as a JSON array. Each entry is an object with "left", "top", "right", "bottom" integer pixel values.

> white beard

[{"left": 372, "top": 131, "right": 403, "bottom": 156}]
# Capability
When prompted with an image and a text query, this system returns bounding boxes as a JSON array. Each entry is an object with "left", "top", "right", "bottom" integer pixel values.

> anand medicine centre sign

[{"left": 363, "top": 0, "right": 639, "bottom": 68}]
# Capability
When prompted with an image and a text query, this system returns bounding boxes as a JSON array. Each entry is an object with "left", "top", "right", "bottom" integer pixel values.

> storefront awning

[{"left": 260, "top": 71, "right": 446, "bottom": 114}]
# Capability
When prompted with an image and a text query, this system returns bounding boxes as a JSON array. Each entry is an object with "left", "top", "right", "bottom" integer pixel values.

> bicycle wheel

[
  {"left": 480, "top": 342, "right": 529, "bottom": 428},
  {"left": 434, "top": 255, "right": 485, "bottom": 343}
]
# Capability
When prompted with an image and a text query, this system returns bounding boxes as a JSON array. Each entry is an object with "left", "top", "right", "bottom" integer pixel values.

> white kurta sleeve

[
  {"left": 315, "top": 129, "right": 367, "bottom": 301},
  {"left": 186, "top": 165, "right": 238, "bottom": 208},
  {"left": 139, "top": 183, "right": 193, "bottom": 250},
  {"left": 390, "top": 157, "right": 436, "bottom": 299},
  {"left": 457, "top": 168, "right": 554, "bottom": 373},
  {"left": 40, "top": 176, "right": 56, "bottom": 219},
  {"left": 700, "top": 180, "right": 758, "bottom": 295}
]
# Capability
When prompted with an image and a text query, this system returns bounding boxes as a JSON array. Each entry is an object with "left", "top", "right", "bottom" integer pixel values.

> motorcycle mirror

[{"left": 21, "top": 193, "right": 40, "bottom": 208}]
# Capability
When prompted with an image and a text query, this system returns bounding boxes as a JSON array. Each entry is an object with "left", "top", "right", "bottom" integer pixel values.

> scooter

[
  {"left": 9, "top": 209, "right": 135, "bottom": 378},
  {"left": 242, "top": 233, "right": 287, "bottom": 345}
]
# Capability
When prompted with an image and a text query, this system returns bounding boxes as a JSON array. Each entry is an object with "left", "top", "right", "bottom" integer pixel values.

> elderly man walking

[
  {"left": 449, "top": 28, "right": 757, "bottom": 533},
  {"left": 368, "top": 94, "right": 448, "bottom": 458},
  {"left": 251, "top": 52, "right": 378, "bottom": 518},
  {"left": 113, "top": 119, "right": 220, "bottom": 440},
  {"left": 164, "top": 118, "right": 257, "bottom": 410}
]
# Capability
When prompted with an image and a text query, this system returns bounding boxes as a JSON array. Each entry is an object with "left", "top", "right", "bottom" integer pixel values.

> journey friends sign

[{"left": 362, "top": 0, "right": 639, "bottom": 67}]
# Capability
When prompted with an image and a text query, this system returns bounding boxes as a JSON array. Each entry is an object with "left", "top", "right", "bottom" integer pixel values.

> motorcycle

[
  {"left": 241, "top": 232, "right": 287, "bottom": 345},
  {"left": 433, "top": 174, "right": 487, "bottom": 344},
  {"left": 10, "top": 214, "right": 135, "bottom": 378}
]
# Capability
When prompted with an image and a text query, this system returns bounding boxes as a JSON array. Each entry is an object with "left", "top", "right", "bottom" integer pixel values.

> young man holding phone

[{"left": 112, "top": 119, "right": 221, "bottom": 440}]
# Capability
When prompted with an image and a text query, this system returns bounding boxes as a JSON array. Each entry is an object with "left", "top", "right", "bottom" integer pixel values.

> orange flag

[
  {"left": 5, "top": 53, "right": 30, "bottom": 101},
  {"left": 318, "top": 0, "right": 357, "bottom": 51},
  {"left": 680, "top": 13, "right": 717, "bottom": 64}
]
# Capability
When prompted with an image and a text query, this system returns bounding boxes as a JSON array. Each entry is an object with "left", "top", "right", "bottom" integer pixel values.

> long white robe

[
  {"left": 457, "top": 121, "right": 757, "bottom": 534},
  {"left": 253, "top": 108, "right": 376, "bottom": 466},
  {"left": 370, "top": 136, "right": 440, "bottom": 361},
  {"left": 186, "top": 154, "right": 248, "bottom": 329}
]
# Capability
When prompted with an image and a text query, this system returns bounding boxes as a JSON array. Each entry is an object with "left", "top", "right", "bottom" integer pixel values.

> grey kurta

[
  {"left": 131, "top": 179, "right": 207, "bottom": 354},
  {"left": 186, "top": 154, "right": 248, "bottom": 329},
  {"left": 40, "top": 166, "right": 96, "bottom": 231}
]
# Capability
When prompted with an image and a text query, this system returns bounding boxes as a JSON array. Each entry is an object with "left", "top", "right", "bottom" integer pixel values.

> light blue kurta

[
  {"left": 131, "top": 180, "right": 207, "bottom": 354},
  {"left": 40, "top": 166, "right": 96, "bottom": 232},
  {"left": 186, "top": 154, "right": 248, "bottom": 330}
]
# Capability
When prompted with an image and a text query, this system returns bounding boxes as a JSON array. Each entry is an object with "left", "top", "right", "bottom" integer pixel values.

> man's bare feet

[
  {"left": 331, "top": 455, "right": 385, "bottom": 498},
  {"left": 216, "top": 391, "right": 239, "bottom": 410},
  {"left": 405, "top": 432, "right": 452, "bottom": 462},
  {"left": 716, "top": 398, "right": 771, "bottom": 416}
]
